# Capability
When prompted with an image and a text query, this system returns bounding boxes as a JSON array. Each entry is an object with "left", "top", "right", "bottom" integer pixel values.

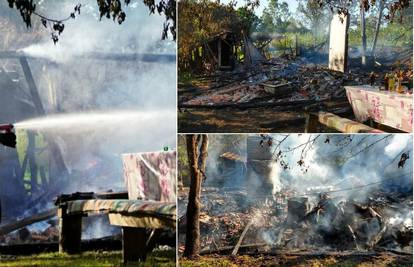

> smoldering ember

[
  {"left": 0, "top": 1, "right": 176, "bottom": 266},
  {"left": 178, "top": 0, "right": 413, "bottom": 133},
  {"left": 178, "top": 134, "right": 413, "bottom": 266}
]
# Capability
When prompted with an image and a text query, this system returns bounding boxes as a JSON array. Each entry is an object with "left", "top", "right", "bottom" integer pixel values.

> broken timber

[
  {"left": 305, "top": 111, "right": 385, "bottom": 133},
  {"left": 0, "top": 208, "right": 57, "bottom": 235},
  {"left": 231, "top": 218, "right": 254, "bottom": 256},
  {"left": 0, "top": 51, "right": 175, "bottom": 63}
]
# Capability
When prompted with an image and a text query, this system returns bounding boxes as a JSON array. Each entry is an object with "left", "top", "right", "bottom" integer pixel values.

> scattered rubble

[
  {"left": 179, "top": 53, "right": 412, "bottom": 110},
  {"left": 178, "top": 187, "right": 413, "bottom": 255},
  {"left": 0, "top": 221, "right": 59, "bottom": 244}
]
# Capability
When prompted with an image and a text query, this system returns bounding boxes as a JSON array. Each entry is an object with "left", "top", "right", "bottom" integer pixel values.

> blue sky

[{"left": 221, "top": 0, "right": 299, "bottom": 16}]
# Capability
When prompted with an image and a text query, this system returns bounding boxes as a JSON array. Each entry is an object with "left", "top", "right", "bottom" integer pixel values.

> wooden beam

[
  {"left": 305, "top": 112, "right": 318, "bottom": 133},
  {"left": 19, "top": 56, "right": 44, "bottom": 115},
  {"left": 232, "top": 218, "right": 254, "bottom": 256},
  {"left": 19, "top": 56, "right": 68, "bottom": 177},
  {"left": 108, "top": 214, "right": 175, "bottom": 229},
  {"left": 0, "top": 208, "right": 57, "bottom": 235},
  {"left": 307, "top": 112, "right": 385, "bottom": 133},
  {"left": 0, "top": 51, "right": 175, "bottom": 63}
]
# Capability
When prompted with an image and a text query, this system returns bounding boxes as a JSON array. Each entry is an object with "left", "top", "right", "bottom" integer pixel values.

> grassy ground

[
  {"left": 0, "top": 250, "right": 176, "bottom": 267},
  {"left": 179, "top": 252, "right": 413, "bottom": 267}
]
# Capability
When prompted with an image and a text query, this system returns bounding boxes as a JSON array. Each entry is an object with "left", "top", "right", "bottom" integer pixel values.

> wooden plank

[
  {"left": 122, "top": 227, "right": 148, "bottom": 262},
  {"left": 0, "top": 208, "right": 57, "bottom": 235},
  {"left": 108, "top": 214, "right": 175, "bottom": 229},
  {"left": 232, "top": 218, "right": 254, "bottom": 256},
  {"left": 328, "top": 14, "right": 349, "bottom": 72}
]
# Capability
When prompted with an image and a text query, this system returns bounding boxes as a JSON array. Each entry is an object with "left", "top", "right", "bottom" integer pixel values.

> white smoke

[{"left": 19, "top": 1, "right": 174, "bottom": 63}]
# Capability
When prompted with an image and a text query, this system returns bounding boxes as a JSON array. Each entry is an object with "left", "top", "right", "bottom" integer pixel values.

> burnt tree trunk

[{"left": 184, "top": 134, "right": 208, "bottom": 258}]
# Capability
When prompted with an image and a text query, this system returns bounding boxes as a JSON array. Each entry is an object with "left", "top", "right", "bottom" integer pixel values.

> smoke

[
  {"left": 202, "top": 134, "right": 412, "bottom": 200},
  {"left": 0, "top": 0, "right": 176, "bottom": 241},
  {"left": 269, "top": 162, "right": 282, "bottom": 194},
  {"left": 19, "top": 1, "right": 174, "bottom": 63}
]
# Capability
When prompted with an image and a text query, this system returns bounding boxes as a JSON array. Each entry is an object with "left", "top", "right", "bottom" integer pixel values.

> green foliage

[
  {"left": 7, "top": 0, "right": 176, "bottom": 42},
  {"left": 348, "top": 18, "right": 413, "bottom": 49},
  {"left": 178, "top": 0, "right": 242, "bottom": 62},
  {"left": 260, "top": 0, "right": 291, "bottom": 33},
  {"left": 236, "top": 6, "right": 260, "bottom": 34},
  {"left": 296, "top": 0, "right": 331, "bottom": 36}
]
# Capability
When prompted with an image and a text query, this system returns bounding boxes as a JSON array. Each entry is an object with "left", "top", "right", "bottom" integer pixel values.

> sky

[{"left": 221, "top": 0, "right": 299, "bottom": 16}]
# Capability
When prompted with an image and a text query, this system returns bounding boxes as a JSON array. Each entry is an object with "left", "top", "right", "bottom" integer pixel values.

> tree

[
  {"left": 297, "top": 0, "right": 329, "bottom": 37},
  {"left": 371, "top": 0, "right": 385, "bottom": 56},
  {"left": 311, "top": 0, "right": 411, "bottom": 64},
  {"left": 236, "top": 6, "right": 260, "bottom": 35},
  {"left": 260, "top": 0, "right": 291, "bottom": 33},
  {"left": 178, "top": 0, "right": 242, "bottom": 71},
  {"left": 5, "top": 0, "right": 176, "bottom": 43},
  {"left": 183, "top": 134, "right": 208, "bottom": 258}
]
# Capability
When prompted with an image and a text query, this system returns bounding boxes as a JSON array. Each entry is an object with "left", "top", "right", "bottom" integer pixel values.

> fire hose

[{"left": 0, "top": 124, "right": 16, "bottom": 148}]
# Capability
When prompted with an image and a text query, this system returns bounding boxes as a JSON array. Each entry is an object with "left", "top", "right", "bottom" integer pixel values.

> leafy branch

[{"left": 6, "top": 0, "right": 176, "bottom": 44}]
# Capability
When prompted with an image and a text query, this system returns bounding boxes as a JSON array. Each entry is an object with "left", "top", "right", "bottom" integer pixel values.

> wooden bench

[
  {"left": 305, "top": 111, "right": 385, "bottom": 133},
  {"left": 57, "top": 151, "right": 177, "bottom": 263},
  {"left": 57, "top": 199, "right": 176, "bottom": 261}
]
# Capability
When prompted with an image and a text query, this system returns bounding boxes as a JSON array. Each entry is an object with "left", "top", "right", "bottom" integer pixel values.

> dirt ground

[
  {"left": 178, "top": 108, "right": 345, "bottom": 133},
  {"left": 179, "top": 251, "right": 412, "bottom": 267}
]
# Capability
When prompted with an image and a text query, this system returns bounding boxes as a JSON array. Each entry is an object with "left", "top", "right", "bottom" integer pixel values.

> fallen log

[{"left": 0, "top": 208, "right": 57, "bottom": 235}]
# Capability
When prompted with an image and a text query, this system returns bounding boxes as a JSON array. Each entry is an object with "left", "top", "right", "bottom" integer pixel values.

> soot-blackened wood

[
  {"left": 122, "top": 227, "right": 148, "bottom": 262},
  {"left": 305, "top": 112, "right": 318, "bottom": 133},
  {"left": 0, "top": 208, "right": 56, "bottom": 235},
  {"left": 58, "top": 207, "right": 82, "bottom": 254}
]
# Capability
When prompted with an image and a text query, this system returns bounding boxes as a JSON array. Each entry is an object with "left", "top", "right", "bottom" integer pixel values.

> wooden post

[
  {"left": 218, "top": 39, "right": 222, "bottom": 68},
  {"left": 122, "top": 227, "right": 148, "bottom": 262},
  {"left": 58, "top": 207, "right": 82, "bottom": 254},
  {"left": 305, "top": 112, "right": 318, "bottom": 133},
  {"left": 27, "top": 132, "right": 37, "bottom": 197}
]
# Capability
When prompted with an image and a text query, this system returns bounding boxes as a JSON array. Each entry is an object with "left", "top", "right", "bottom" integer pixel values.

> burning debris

[
  {"left": 178, "top": 134, "right": 413, "bottom": 266},
  {"left": 179, "top": 187, "right": 413, "bottom": 255}
]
